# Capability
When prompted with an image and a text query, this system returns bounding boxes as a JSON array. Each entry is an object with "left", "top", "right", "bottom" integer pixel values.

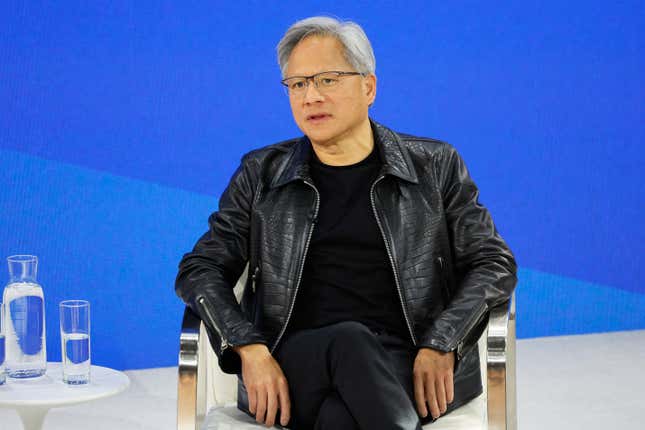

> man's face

[{"left": 285, "top": 36, "right": 376, "bottom": 146}]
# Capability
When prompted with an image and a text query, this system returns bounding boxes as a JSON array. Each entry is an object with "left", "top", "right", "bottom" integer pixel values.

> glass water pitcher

[{"left": 2, "top": 255, "right": 46, "bottom": 378}]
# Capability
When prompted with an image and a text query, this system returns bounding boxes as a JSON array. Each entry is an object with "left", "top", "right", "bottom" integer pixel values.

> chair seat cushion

[{"left": 202, "top": 393, "right": 486, "bottom": 430}]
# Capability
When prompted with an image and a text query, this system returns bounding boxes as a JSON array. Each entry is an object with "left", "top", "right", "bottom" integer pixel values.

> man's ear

[{"left": 365, "top": 74, "right": 377, "bottom": 106}]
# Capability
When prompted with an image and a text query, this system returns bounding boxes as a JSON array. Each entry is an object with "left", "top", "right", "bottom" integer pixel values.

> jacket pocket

[
  {"left": 435, "top": 256, "right": 451, "bottom": 305},
  {"left": 250, "top": 265, "right": 261, "bottom": 323}
]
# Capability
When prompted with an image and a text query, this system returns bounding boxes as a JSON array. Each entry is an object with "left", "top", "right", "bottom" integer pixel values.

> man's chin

[{"left": 303, "top": 129, "right": 338, "bottom": 146}]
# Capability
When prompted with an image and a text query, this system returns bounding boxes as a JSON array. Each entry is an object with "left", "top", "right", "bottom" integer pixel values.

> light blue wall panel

[
  {"left": 0, "top": 149, "right": 215, "bottom": 369},
  {"left": 516, "top": 268, "right": 645, "bottom": 338}
]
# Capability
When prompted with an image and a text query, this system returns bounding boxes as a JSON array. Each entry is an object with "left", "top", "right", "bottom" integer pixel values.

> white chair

[{"left": 177, "top": 266, "right": 516, "bottom": 430}]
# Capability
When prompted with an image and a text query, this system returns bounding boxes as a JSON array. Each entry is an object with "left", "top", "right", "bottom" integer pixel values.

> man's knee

[
  {"left": 328, "top": 321, "right": 377, "bottom": 347},
  {"left": 326, "top": 321, "right": 387, "bottom": 366},
  {"left": 314, "top": 391, "right": 358, "bottom": 430}
]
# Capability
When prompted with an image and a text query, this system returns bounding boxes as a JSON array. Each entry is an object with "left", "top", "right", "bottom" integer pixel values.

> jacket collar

[{"left": 270, "top": 119, "right": 419, "bottom": 188}]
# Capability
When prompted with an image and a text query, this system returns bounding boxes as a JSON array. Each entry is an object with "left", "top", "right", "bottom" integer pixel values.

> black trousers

[{"left": 274, "top": 321, "right": 433, "bottom": 430}]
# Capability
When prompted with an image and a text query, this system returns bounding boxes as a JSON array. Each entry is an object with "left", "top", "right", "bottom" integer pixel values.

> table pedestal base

[{"left": 16, "top": 407, "right": 48, "bottom": 430}]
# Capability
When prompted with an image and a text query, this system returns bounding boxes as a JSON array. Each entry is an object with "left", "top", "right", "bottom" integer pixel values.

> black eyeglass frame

[{"left": 280, "top": 70, "right": 366, "bottom": 91}]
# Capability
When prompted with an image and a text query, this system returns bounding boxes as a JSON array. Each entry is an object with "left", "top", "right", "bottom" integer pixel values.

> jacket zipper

[
  {"left": 454, "top": 301, "right": 487, "bottom": 360},
  {"left": 196, "top": 295, "right": 229, "bottom": 353},
  {"left": 370, "top": 175, "right": 417, "bottom": 346},
  {"left": 434, "top": 256, "right": 487, "bottom": 358},
  {"left": 270, "top": 180, "right": 320, "bottom": 353}
]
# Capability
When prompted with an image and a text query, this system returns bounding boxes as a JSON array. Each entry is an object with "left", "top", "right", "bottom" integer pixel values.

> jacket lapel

[
  {"left": 372, "top": 120, "right": 419, "bottom": 184},
  {"left": 270, "top": 136, "right": 313, "bottom": 189}
]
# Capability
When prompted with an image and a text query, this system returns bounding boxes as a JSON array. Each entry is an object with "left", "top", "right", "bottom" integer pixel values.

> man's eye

[
  {"left": 320, "top": 78, "right": 337, "bottom": 86},
  {"left": 290, "top": 80, "right": 306, "bottom": 90}
]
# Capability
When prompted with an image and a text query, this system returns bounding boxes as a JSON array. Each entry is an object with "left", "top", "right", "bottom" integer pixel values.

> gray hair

[{"left": 277, "top": 16, "right": 376, "bottom": 78}]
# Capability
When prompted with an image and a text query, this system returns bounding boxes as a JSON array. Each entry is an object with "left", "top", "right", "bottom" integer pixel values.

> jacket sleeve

[
  {"left": 175, "top": 154, "right": 267, "bottom": 374},
  {"left": 419, "top": 144, "right": 517, "bottom": 364}
]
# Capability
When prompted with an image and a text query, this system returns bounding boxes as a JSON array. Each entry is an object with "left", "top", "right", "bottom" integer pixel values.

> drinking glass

[{"left": 59, "top": 300, "right": 90, "bottom": 384}]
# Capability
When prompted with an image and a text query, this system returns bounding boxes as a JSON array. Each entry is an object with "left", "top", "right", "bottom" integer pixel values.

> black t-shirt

[{"left": 287, "top": 141, "right": 410, "bottom": 339}]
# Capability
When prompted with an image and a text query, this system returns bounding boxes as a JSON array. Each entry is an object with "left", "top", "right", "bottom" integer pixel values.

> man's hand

[
  {"left": 234, "top": 344, "right": 291, "bottom": 427},
  {"left": 413, "top": 347, "right": 455, "bottom": 420}
]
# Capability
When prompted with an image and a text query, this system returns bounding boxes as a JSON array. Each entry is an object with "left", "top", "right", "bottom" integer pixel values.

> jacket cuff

[
  {"left": 193, "top": 294, "right": 268, "bottom": 374},
  {"left": 419, "top": 301, "right": 489, "bottom": 371}
]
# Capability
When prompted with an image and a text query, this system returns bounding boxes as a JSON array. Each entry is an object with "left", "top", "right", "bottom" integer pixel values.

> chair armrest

[
  {"left": 177, "top": 265, "right": 248, "bottom": 430},
  {"left": 486, "top": 292, "right": 517, "bottom": 430},
  {"left": 178, "top": 307, "right": 205, "bottom": 430}
]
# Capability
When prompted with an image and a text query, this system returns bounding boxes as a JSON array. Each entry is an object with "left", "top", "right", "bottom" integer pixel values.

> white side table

[{"left": 0, "top": 362, "right": 130, "bottom": 430}]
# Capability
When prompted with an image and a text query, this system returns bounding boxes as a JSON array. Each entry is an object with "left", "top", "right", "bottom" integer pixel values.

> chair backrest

[{"left": 202, "top": 263, "right": 488, "bottom": 407}]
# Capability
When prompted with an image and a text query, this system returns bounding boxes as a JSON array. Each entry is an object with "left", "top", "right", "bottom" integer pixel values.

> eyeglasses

[{"left": 281, "top": 71, "right": 365, "bottom": 96}]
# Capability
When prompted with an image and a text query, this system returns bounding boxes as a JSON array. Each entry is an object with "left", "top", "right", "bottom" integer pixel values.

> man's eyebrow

[{"left": 284, "top": 71, "right": 342, "bottom": 79}]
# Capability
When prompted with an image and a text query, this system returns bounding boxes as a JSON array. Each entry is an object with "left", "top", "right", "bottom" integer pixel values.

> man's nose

[{"left": 303, "top": 81, "right": 324, "bottom": 104}]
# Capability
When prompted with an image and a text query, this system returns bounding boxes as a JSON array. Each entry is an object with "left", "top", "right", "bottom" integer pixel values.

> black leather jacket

[{"left": 175, "top": 120, "right": 517, "bottom": 407}]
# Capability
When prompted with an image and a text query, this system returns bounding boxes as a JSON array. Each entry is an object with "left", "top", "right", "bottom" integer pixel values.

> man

[{"left": 176, "top": 16, "right": 517, "bottom": 430}]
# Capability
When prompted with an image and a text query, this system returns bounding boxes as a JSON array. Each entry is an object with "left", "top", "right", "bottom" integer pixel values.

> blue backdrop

[{"left": 1, "top": 1, "right": 643, "bottom": 370}]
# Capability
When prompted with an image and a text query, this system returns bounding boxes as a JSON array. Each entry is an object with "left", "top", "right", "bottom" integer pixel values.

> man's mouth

[{"left": 306, "top": 113, "right": 332, "bottom": 122}]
